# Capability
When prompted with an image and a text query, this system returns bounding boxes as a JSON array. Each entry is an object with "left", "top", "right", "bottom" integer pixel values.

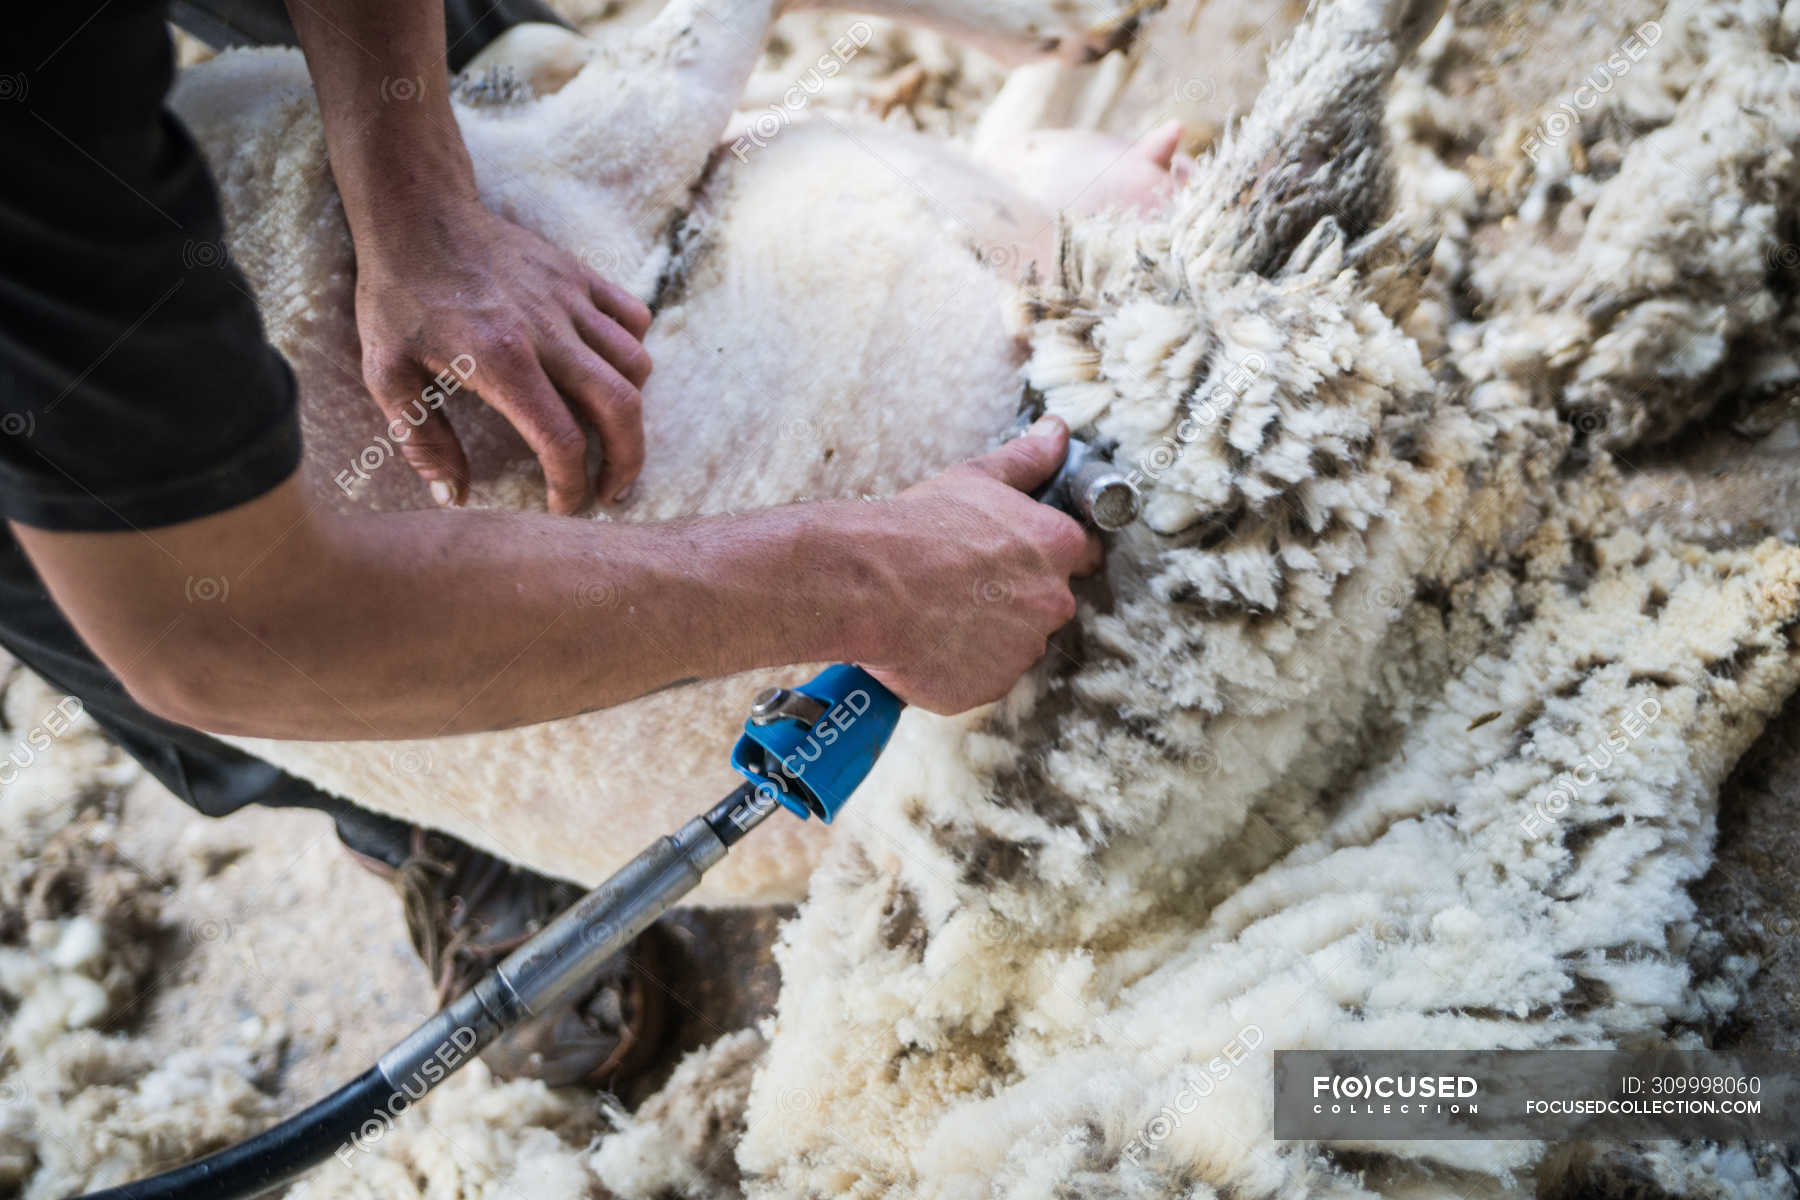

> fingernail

[
  {"left": 1030, "top": 415, "right": 1062, "bottom": 437},
  {"left": 429, "top": 480, "right": 456, "bottom": 507},
  {"left": 610, "top": 483, "right": 635, "bottom": 505}
]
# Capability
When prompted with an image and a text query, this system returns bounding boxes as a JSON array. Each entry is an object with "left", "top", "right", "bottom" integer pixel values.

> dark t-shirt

[
  {"left": 0, "top": 0, "right": 301, "bottom": 532},
  {"left": 0, "top": 2, "right": 303, "bottom": 815}
]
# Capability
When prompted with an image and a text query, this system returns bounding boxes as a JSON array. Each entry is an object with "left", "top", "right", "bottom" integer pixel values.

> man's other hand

[
  {"left": 355, "top": 200, "right": 653, "bottom": 513},
  {"left": 855, "top": 416, "right": 1105, "bottom": 714}
]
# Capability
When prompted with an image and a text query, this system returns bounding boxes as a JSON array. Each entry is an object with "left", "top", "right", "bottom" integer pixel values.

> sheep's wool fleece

[
  {"left": 7, "top": 0, "right": 1800, "bottom": 1198},
  {"left": 716, "top": 1, "right": 1800, "bottom": 1195}
]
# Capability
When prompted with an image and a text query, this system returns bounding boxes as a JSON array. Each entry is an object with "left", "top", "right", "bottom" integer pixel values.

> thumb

[{"left": 966, "top": 415, "right": 1070, "bottom": 492}]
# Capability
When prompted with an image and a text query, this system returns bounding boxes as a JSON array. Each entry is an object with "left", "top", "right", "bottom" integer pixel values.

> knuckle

[
  {"left": 607, "top": 445, "right": 646, "bottom": 476},
  {"left": 609, "top": 383, "right": 644, "bottom": 419},
  {"left": 1020, "top": 511, "right": 1066, "bottom": 552},
  {"left": 363, "top": 357, "right": 413, "bottom": 397},
  {"left": 613, "top": 442, "right": 647, "bottom": 472},
  {"left": 487, "top": 330, "right": 534, "bottom": 366},
  {"left": 1053, "top": 519, "right": 1088, "bottom": 560},
  {"left": 547, "top": 425, "right": 590, "bottom": 458},
  {"left": 607, "top": 283, "right": 652, "bottom": 323}
]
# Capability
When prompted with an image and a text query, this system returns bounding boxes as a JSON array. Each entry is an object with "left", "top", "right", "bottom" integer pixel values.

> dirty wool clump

[
  {"left": 283, "top": 1066, "right": 604, "bottom": 1200},
  {"left": 706, "top": 0, "right": 1800, "bottom": 1197},
  {"left": 0, "top": 663, "right": 281, "bottom": 1200},
  {"left": 588, "top": 1029, "right": 766, "bottom": 1197},
  {"left": 0, "top": 657, "right": 608, "bottom": 1200},
  {"left": 1393, "top": 0, "right": 1800, "bottom": 451}
]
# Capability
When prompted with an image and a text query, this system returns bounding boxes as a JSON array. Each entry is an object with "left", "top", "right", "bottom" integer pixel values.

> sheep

[{"left": 170, "top": 0, "right": 1162, "bottom": 901}]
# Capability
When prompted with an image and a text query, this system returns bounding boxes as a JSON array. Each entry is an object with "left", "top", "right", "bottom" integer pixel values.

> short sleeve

[{"left": 0, "top": 3, "right": 302, "bottom": 532}]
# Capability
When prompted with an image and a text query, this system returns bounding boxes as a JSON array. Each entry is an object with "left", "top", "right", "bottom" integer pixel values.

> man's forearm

[
  {"left": 16, "top": 478, "right": 886, "bottom": 740},
  {"left": 18, "top": 420, "right": 1095, "bottom": 730},
  {"left": 285, "top": 0, "right": 659, "bottom": 514},
  {"left": 285, "top": 0, "right": 480, "bottom": 241},
  {"left": 274, "top": 500, "right": 881, "bottom": 737}
]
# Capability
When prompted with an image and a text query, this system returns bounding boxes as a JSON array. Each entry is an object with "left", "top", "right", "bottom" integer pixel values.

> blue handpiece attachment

[
  {"left": 729, "top": 664, "right": 905, "bottom": 822},
  {"left": 729, "top": 431, "right": 1139, "bottom": 824}
]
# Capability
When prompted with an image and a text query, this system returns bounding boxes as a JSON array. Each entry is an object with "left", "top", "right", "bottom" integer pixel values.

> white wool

[
  {"left": 0, "top": 925, "right": 113, "bottom": 1056},
  {"left": 727, "top": 0, "right": 1800, "bottom": 1195},
  {"left": 589, "top": 1029, "right": 765, "bottom": 1197},
  {"left": 284, "top": 1066, "right": 602, "bottom": 1200},
  {"left": 9, "top": 1034, "right": 279, "bottom": 1200},
  {"left": 0, "top": 657, "right": 288, "bottom": 1200}
]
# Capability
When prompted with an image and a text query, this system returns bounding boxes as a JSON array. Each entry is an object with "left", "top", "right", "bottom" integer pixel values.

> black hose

[
  {"left": 78, "top": 781, "right": 760, "bottom": 1199},
  {"left": 78, "top": 1066, "right": 396, "bottom": 1200}
]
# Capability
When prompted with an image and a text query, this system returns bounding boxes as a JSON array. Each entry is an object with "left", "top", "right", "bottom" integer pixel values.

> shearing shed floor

[{"left": 7, "top": 0, "right": 1800, "bottom": 1197}]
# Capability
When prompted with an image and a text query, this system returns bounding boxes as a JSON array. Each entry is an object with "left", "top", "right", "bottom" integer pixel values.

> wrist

[
  {"left": 329, "top": 120, "right": 482, "bottom": 254},
  {"left": 794, "top": 500, "right": 901, "bottom": 667},
  {"left": 344, "top": 184, "right": 485, "bottom": 279}
]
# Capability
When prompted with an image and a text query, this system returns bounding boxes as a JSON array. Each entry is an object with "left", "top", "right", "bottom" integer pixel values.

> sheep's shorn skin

[{"left": 7, "top": 0, "right": 1800, "bottom": 1196}]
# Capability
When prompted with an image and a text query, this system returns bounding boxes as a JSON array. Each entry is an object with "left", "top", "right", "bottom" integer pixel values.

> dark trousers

[{"left": 0, "top": 0, "right": 568, "bottom": 865}]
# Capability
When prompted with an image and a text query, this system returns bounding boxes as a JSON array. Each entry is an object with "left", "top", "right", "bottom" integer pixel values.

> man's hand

[
  {"left": 285, "top": 0, "right": 651, "bottom": 515},
  {"left": 356, "top": 199, "right": 653, "bottom": 512},
  {"left": 854, "top": 417, "right": 1104, "bottom": 714}
]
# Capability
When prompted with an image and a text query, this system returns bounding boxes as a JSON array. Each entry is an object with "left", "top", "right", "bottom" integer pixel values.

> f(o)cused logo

[
  {"left": 580, "top": 246, "right": 625, "bottom": 276},
  {"left": 190, "top": 918, "right": 231, "bottom": 944},
  {"left": 381, "top": 76, "right": 424, "bottom": 102},
  {"left": 1175, "top": 77, "right": 1216, "bottom": 104},
  {"left": 185, "top": 576, "right": 229, "bottom": 603},
  {"left": 972, "top": 578, "right": 1011, "bottom": 606},
  {"left": 975, "top": 242, "right": 1021, "bottom": 275},
  {"left": 575, "top": 580, "right": 619, "bottom": 609},
  {"left": 389, "top": 747, "right": 433, "bottom": 777},
  {"left": 1366, "top": 582, "right": 1407, "bottom": 612},
  {"left": 182, "top": 239, "right": 229, "bottom": 269},
  {"left": 777, "top": 417, "right": 817, "bottom": 444},
  {"left": 1570, "top": 408, "right": 1608, "bottom": 436}
]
